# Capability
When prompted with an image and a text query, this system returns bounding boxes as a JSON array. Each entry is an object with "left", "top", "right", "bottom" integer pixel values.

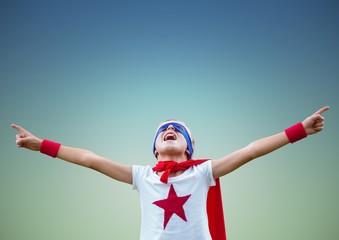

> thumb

[{"left": 312, "top": 114, "right": 325, "bottom": 123}]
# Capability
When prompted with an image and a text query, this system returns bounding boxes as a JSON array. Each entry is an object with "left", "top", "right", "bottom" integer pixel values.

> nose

[{"left": 166, "top": 125, "right": 175, "bottom": 131}]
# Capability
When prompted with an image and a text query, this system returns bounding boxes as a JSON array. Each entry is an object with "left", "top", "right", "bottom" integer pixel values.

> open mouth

[{"left": 164, "top": 132, "right": 177, "bottom": 141}]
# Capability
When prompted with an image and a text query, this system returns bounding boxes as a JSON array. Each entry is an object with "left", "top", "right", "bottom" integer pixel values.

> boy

[{"left": 12, "top": 106, "right": 329, "bottom": 240}]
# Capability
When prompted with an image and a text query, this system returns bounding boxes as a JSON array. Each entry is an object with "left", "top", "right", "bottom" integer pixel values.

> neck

[{"left": 157, "top": 154, "right": 188, "bottom": 163}]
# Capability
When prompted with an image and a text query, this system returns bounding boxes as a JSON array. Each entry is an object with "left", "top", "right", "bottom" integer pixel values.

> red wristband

[
  {"left": 284, "top": 122, "right": 307, "bottom": 143},
  {"left": 40, "top": 139, "right": 61, "bottom": 158}
]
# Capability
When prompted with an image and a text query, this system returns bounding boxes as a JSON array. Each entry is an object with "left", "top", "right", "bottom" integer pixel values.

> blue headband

[{"left": 153, "top": 122, "right": 194, "bottom": 160}]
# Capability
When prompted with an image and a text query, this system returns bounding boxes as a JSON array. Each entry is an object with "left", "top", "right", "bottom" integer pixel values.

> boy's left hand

[{"left": 302, "top": 106, "right": 330, "bottom": 135}]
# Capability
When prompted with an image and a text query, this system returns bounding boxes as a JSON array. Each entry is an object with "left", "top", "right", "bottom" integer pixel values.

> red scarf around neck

[{"left": 152, "top": 159, "right": 227, "bottom": 240}]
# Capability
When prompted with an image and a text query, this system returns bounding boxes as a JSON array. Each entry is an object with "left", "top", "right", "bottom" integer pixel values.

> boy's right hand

[{"left": 11, "top": 124, "right": 42, "bottom": 151}]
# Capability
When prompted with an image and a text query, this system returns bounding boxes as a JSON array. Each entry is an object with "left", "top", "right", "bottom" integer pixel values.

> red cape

[{"left": 207, "top": 177, "right": 227, "bottom": 240}]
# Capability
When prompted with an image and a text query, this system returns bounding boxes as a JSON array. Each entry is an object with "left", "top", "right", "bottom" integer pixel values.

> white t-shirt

[{"left": 132, "top": 160, "right": 216, "bottom": 240}]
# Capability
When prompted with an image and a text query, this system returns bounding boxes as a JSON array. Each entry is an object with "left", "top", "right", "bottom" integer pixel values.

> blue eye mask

[{"left": 153, "top": 122, "right": 194, "bottom": 160}]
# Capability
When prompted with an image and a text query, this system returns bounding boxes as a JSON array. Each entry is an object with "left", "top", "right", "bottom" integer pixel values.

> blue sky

[{"left": 1, "top": 1, "right": 338, "bottom": 239}]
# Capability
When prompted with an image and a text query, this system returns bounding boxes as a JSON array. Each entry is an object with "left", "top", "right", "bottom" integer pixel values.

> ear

[{"left": 154, "top": 150, "right": 159, "bottom": 158}]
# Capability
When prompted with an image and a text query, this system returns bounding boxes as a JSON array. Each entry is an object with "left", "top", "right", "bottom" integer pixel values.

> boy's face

[{"left": 154, "top": 120, "right": 194, "bottom": 160}]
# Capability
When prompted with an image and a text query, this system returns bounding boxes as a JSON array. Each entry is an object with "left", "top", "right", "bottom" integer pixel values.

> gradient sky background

[{"left": 1, "top": 0, "right": 338, "bottom": 239}]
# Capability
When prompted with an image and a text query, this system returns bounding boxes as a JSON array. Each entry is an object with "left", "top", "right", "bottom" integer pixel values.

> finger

[
  {"left": 313, "top": 122, "right": 324, "bottom": 128},
  {"left": 16, "top": 139, "right": 23, "bottom": 148},
  {"left": 313, "top": 106, "right": 330, "bottom": 116},
  {"left": 309, "top": 115, "right": 324, "bottom": 125},
  {"left": 314, "top": 126, "right": 323, "bottom": 132},
  {"left": 11, "top": 124, "right": 27, "bottom": 133},
  {"left": 314, "top": 115, "right": 325, "bottom": 123}
]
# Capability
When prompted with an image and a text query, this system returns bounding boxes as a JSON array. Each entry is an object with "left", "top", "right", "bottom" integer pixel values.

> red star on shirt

[{"left": 153, "top": 184, "right": 191, "bottom": 229}]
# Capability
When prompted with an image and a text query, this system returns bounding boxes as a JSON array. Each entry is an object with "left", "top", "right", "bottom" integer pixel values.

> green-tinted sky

[{"left": 1, "top": 0, "right": 338, "bottom": 239}]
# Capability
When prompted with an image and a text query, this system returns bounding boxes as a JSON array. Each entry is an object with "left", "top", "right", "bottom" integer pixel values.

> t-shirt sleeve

[
  {"left": 132, "top": 165, "right": 141, "bottom": 191},
  {"left": 206, "top": 160, "right": 216, "bottom": 187},
  {"left": 132, "top": 165, "right": 150, "bottom": 191}
]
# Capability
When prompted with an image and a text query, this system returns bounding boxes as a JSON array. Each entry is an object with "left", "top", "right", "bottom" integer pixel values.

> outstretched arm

[
  {"left": 11, "top": 124, "right": 132, "bottom": 184},
  {"left": 212, "top": 106, "right": 330, "bottom": 179}
]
